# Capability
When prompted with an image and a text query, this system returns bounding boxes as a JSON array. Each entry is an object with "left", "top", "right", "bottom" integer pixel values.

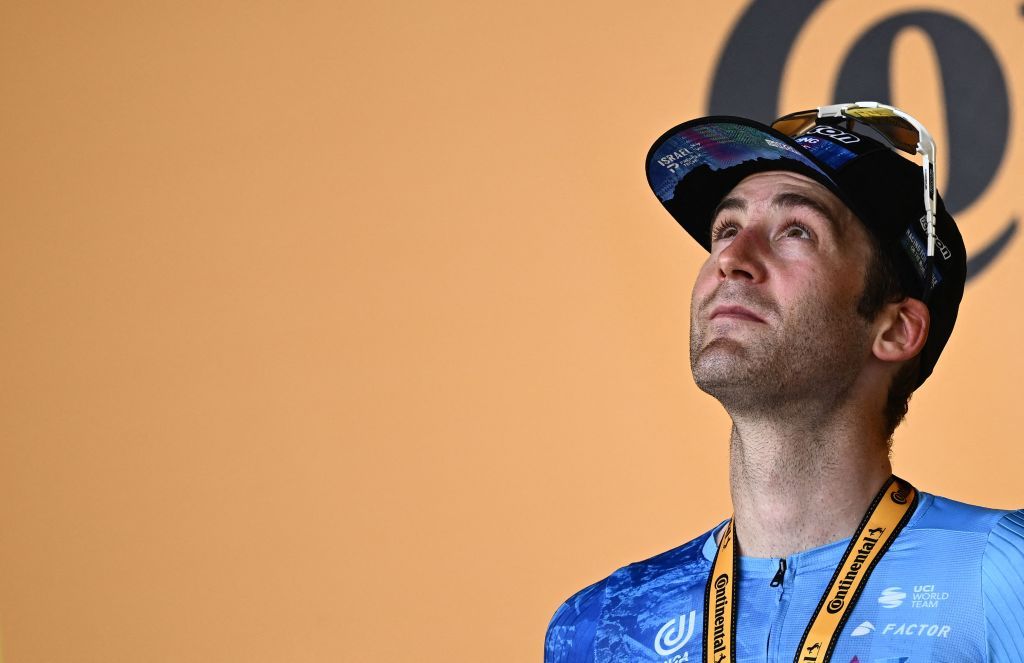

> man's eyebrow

[
  {"left": 709, "top": 197, "right": 746, "bottom": 241},
  {"left": 771, "top": 191, "right": 843, "bottom": 235},
  {"left": 711, "top": 196, "right": 746, "bottom": 222}
]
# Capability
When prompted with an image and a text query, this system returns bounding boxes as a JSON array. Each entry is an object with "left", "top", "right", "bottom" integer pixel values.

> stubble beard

[{"left": 689, "top": 288, "right": 873, "bottom": 418}]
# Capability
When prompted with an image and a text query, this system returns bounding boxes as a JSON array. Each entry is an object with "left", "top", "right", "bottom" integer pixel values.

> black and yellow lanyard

[{"left": 702, "top": 475, "right": 917, "bottom": 663}]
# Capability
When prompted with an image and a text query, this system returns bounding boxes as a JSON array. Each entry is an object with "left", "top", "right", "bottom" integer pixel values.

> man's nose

[{"left": 716, "top": 227, "right": 767, "bottom": 282}]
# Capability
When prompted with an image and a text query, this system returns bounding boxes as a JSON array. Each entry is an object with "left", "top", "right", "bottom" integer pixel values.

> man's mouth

[{"left": 709, "top": 305, "right": 766, "bottom": 323}]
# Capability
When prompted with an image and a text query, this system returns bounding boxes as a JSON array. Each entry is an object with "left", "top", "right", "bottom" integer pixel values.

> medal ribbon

[{"left": 702, "top": 475, "right": 918, "bottom": 663}]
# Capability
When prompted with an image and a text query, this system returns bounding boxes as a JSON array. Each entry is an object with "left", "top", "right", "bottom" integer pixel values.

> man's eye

[
  {"left": 711, "top": 221, "right": 739, "bottom": 241},
  {"left": 781, "top": 222, "right": 812, "bottom": 239}
]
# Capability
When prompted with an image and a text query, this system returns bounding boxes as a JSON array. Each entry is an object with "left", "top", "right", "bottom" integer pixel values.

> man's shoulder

[
  {"left": 611, "top": 520, "right": 721, "bottom": 590},
  {"left": 946, "top": 498, "right": 1024, "bottom": 660},
  {"left": 910, "top": 490, "right": 1016, "bottom": 535},
  {"left": 544, "top": 523, "right": 720, "bottom": 662},
  {"left": 546, "top": 521, "right": 720, "bottom": 636}
]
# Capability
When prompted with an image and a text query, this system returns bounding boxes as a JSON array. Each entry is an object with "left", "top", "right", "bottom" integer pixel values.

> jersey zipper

[
  {"left": 770, "top": 558, "right": 787, "bottom": 587},
  {"left": 767, "top": 557, "right": 792, "bottom": 662}
]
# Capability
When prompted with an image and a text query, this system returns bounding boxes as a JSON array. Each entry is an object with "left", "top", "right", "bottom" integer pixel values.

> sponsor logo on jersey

[
  {"left": 654, "top": 610, "right": 696, "bottom": 658},
  {"left": 881, "top": 622, "right": 952, "bottom": 637},
  {"left": 851, "top": 621, "right": 875, "bottom": 636},
  {"left": 660, "top": 652, "right": 690, "bottom": 663},
  {"left": 878, "top": 586, "right": 906, "bottom": 608}
]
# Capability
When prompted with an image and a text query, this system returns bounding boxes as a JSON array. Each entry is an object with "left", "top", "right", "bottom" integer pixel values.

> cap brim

[{"left": 645, "top": 116, "right": 846, "bottom": 250}]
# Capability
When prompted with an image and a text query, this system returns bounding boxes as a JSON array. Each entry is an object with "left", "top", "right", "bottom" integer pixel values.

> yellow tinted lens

[{"left": 844, "top": 108, "right": 919, "bottom": 152}]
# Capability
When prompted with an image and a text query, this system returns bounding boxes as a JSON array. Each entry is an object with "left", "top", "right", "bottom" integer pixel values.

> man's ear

[{"left": 872, "top": 297, "right": 930, "bottom": 363}]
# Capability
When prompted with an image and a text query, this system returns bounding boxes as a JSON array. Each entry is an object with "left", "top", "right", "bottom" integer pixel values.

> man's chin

[
  {"left": 690, "top": 340, "right": 758, "bottom": 394},
  {"left": 693, "top": 337, "right": 749, "bottom": 361}
]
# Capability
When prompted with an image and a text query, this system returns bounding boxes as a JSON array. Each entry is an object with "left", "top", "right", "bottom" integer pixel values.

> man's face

[{"left": 689, "top": 171, "right": 877, "bottom": 412}]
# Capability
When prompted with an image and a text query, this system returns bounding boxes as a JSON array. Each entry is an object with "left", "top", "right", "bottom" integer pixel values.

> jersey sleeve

[
  {"left": 544, "top": 577, "right": 608, "bottom": 663},
  {"left": 982, "top": 508, "right": 1024, "bottom": 662}
]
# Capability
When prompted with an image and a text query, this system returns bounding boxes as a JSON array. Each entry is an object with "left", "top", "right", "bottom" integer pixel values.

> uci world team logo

[
  {"left": 709, "top": 0, "right": 1018, "bottom": 281},
  {"left": 655, "top": 609, "right": 697, "bottom": 657}
]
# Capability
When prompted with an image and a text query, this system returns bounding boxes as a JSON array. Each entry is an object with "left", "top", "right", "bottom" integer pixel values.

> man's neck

[{"left": 724, "top": 415, "right": 892, "bottom": 559}]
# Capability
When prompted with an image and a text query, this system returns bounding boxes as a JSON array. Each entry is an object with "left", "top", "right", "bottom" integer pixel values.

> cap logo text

[{"left": 806, "top": 125, "right": 861, "bottom": 144}]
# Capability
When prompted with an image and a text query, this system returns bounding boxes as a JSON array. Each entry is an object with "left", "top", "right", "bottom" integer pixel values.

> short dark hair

[{"left": 856, "top": 233, "right": 922, "bottom": 444}]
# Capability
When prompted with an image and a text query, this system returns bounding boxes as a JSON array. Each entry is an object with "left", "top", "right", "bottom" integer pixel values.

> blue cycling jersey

[{"left": 545, "top": 492, "right": 1024, "bottom": 663}]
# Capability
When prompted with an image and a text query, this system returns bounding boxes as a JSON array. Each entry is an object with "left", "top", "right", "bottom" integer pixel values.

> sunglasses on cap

[{"left": 771, "top": 102, "right": 939, "bottom": 266}]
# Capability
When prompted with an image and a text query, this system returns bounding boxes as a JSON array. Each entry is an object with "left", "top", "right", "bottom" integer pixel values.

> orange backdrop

[{"left": 2, "top": 0, "right": 1022, "bottom": 661}]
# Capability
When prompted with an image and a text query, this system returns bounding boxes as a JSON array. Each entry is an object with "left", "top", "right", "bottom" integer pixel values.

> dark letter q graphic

[{"left": 708, "top": 0, "right": 1017, "bottom": 281}]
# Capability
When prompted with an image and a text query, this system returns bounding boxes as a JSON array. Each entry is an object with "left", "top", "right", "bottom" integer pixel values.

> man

[{"left": 544, "top": 104, "right": 1024, "bottom": 663}]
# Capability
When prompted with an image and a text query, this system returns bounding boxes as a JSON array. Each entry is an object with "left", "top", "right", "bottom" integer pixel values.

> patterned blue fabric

[
  {"left": 545, "top": 492, "right": 1024, "bottom": 663},
  {"left": 983, "top": 510, "right": 1024, "bottom": 661}
]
